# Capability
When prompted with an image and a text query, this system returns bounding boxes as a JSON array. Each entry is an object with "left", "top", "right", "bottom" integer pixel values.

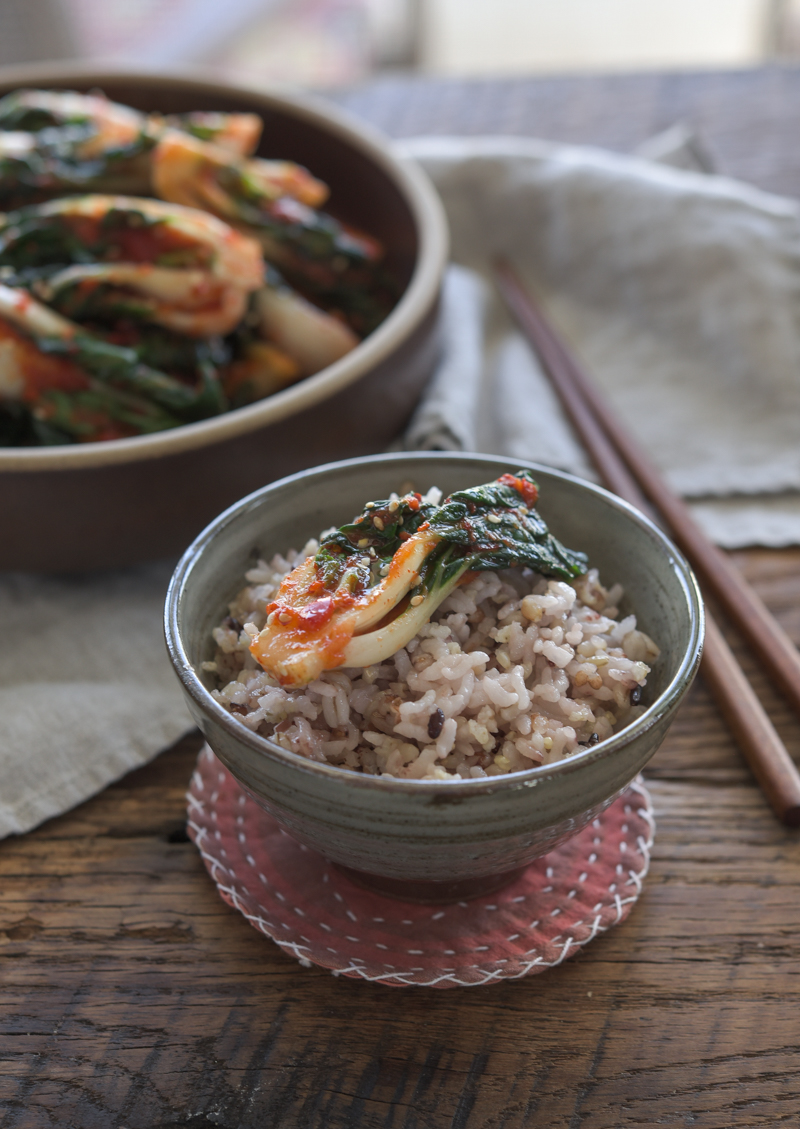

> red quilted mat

[{"left": 187, "top": 746, "right": 654, "bottom": 988}]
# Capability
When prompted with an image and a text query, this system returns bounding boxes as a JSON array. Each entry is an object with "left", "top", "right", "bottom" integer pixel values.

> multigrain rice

[{"left": 206, "top": 540, "right": 660, "bottom": 781}]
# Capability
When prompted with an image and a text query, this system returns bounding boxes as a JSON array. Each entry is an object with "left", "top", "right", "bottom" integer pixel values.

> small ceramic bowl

[
  {"left": 0, "top": 63, "right": 447, "bottom": 572},
  {"left": 165, "top": 452, "right": 703, "bottom": 902}
]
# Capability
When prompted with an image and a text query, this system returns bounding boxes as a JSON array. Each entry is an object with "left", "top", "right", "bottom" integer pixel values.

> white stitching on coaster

[{"left": 188, "top": 749, "right": 656, "bottom": 989}]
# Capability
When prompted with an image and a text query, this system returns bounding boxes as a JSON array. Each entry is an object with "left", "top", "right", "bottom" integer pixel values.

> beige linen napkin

[
  {"left": 4, "top": 128, "right": 800, "bottom": 838},
  {"left": 403, "top": 135, "right": 800, "bottom": 548},
  {"left": 0, "top": 563, "right": 194, "bottom": 836}
]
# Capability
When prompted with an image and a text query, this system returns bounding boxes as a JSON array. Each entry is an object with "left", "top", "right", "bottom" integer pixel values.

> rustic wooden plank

[
  {"left": 3, "top": 545, "right": 800, "bottom": 1129},
  {"left": 332, "top": 66, "right": 800, "bottom": 198},
  {"left": 5, "top": 66, "right": 800, "bottom": 1127}
]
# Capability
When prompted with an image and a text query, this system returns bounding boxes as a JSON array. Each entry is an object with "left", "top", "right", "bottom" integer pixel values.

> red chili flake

[
  {"left": 498, "top": 473, "right": 538, "bottom": 508},
  {"left": 297, "top": 597, "right": 335, "bottom": 629}
]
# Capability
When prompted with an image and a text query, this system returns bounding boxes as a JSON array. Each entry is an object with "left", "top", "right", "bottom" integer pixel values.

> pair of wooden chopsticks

[{"left": 495, "top": 258, "right": 800, "bottom": 826}]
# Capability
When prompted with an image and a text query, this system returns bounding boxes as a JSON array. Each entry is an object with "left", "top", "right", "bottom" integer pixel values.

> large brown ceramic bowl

[{"left": 0, "top": 63, "right": 448, "bottom": 572}]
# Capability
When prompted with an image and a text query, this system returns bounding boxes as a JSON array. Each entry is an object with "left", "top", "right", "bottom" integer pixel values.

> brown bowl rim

[{"left": 0, "top": 63, "right": 449, "bottom": 470}]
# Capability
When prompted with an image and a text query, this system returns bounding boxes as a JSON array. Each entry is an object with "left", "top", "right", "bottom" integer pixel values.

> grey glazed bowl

[{"left": 166, "top": 452, "right": 703, "bottom": 901}]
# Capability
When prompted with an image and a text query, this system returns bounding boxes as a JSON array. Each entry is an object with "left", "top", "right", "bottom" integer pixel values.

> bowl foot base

[{"left": 332, "top": 863, "right": 530, "bottom": 904}]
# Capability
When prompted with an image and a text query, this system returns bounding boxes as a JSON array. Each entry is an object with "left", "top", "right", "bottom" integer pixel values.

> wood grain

[
  {"left": 332, "top": 65, "right": 800, "bottom": 197},
  {"left": 3, "top": 543, "right": 800, "bottom": 1128},
  {"left": 5, "top": 66, "right": 800, "bottom": 1129}
]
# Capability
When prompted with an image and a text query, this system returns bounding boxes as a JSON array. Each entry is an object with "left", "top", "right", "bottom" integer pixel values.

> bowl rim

[
  {"left": 0, "top": 63, "right": 449, "bottom": 471},
  {"left": 165, "top": 451, "right": 705, "bottom": 796}
]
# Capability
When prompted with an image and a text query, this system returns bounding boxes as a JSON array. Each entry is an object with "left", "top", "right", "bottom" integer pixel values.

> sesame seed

[
  {"left": 487, "top": 513, "right": 502, "bottom": 524},
  {"left": 278, "top": 612, "right": 292, "bottom": 624},
  {"left": 373, "top": 516, "right": 384, "bottom": 531},
  {"left": 410, "top": 594, "right": 424, "bottom": 606}
]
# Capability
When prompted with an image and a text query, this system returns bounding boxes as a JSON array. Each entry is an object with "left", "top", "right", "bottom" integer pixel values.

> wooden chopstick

[
  {"left": 495, "top": 258, "right": 800, "bottom": 826},
  {"left": 505, "top": 272, "right": 800, "bottom": 721}
]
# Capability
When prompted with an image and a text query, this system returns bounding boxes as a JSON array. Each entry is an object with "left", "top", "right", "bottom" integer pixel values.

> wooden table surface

[{"left": 4, "top": 67, "right": 800, "bottom": 1129}]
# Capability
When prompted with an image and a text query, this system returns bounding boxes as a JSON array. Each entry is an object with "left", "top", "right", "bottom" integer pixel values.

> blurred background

[{"left": 6, "top": 0, "right": 800, "bottom": 88}]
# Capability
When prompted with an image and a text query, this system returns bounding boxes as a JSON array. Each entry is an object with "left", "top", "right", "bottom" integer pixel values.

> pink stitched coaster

[{"left": 187, "top": 746, "right": 654, "bottom": 988}]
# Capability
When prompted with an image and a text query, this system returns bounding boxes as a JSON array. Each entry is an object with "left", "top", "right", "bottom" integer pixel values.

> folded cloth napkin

[
  {"left": 402, "top": 134, "right": 800, "bottom": 548},
  {"left": 4, "top": 128, "right": 800, "bottom": 838},
  {"left": 0, "top": 563, "right": 193, "bottom": 836}
]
